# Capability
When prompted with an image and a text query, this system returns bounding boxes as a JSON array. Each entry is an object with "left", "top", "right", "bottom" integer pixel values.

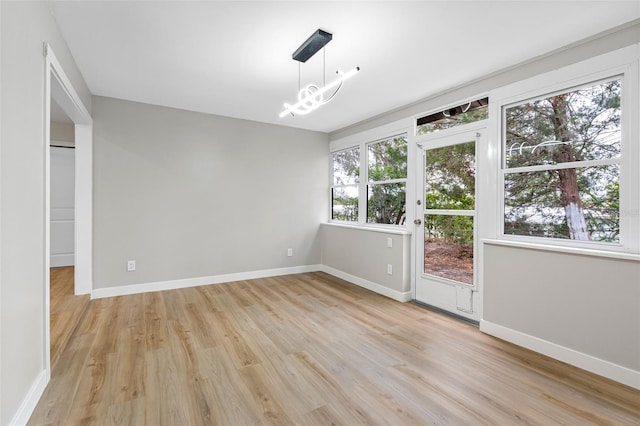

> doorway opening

[{"left": 45, "top": 43, "right": 93, "bottom": 377}]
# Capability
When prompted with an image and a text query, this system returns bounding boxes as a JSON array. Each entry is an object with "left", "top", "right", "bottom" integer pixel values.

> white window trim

[
  {"left": 414, "top": 94, "right": 488, "bottom": 131},
  {"left": 488, "top": 44, "right": 639, "bottom": 255},
  {"left": 365, "top": 134, "right": 408, "bottom": 226},
  {"left": 330, "top": 146, "right": 360, "bottom": 224},
  {"left": 329, "top": 118, "right": 412, "bottom": 228}
]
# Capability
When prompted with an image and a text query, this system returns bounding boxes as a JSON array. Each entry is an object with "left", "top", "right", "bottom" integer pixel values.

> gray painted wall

[
  {"left": 92, "top": 96, "right": 328, "bottom": 289},
  {"left": 321, "top": 224, "right": 411, "bottom": 296},
  {"left": 50, "top": 121, "right": 75, "bottom": 143},
  {"left": 0, "top": 1, "right": 91, "bottom": 424},
  {"left": 483, "top": 243, "right": 640, "bottom": 371}
]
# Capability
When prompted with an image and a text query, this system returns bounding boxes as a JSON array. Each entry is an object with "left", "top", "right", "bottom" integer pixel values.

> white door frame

[
  {"left": 414, "top": 122, "right": 487, "bottom": 322},
  {"left": 44, "top": 43, "right": 93, "bottom": 378}
]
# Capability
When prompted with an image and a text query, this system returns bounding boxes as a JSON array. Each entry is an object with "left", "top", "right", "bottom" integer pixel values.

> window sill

[
  {"left": 322, "top": 222, "right": 412, "bottom": 236},
  {"left": 482, "top": 239, "right": 640, "bottom": 262}
]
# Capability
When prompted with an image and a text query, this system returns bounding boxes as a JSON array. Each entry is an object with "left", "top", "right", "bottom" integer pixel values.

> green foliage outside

[
  {"left": 417, "top": 106, "right": 488, "bottom": 135},
  {"left": 334, "top": 80, "right": 621, "bottom": 244},
  {"left": 424, "top": 142, "right": 475, "bottom": 249},
  {"left": 332, "top": 147, "right": 359, "bottom": 221},
  {"left": 367, "top": 136, "right": 407, "bottom": 225},
  {"left": 504, "top": 79, "right": 621, "bottom": 242},
  {"left": 332, "top": 136, "right": 408, "bottom": 224}
]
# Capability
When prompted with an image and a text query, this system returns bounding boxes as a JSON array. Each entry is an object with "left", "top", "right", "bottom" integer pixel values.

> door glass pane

[
  {"left": 424, "top": 215, "right": 474, "bottom": 285},
  {"left": 424, "top": 140, "right": 476, "bottom": 285},
  {"left": 425, "top": 141, "right": 475, "bottom": 209}
]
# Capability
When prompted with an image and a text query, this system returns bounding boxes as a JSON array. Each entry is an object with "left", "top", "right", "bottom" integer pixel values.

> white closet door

[{"left": 51, "top": 145, "right": 75, "bottom": 267}]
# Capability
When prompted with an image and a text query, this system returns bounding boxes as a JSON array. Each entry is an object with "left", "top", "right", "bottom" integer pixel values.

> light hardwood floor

[
  {"left": 30, "top": 272, "right": 639, "bottom": 425},
  {"left": 49, "top": 266, "right": 90, "bottom": 369}
]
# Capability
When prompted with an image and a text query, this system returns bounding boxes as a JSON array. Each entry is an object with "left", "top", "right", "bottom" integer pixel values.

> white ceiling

[{"left": 50, "top": 1, "right": 640, "bottom": 133}]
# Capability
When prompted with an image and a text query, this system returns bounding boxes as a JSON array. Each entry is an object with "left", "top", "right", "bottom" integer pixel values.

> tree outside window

[
  {"left": 330, "top": 135, "right": 407, "bottom": 226},
  {"left": 367, "top": 135, "right": 407, "bottom": 225},
  {"left": 331, "top": 147, "right": 359, "bottom": 222},
  {"left": 503, "top": 78, "right": 621, "bottom": 242}
]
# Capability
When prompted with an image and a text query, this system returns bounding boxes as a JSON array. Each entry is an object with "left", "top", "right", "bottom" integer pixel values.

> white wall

[
  {"left": 92, "top": 96, "right": 328, "bottom": 293},
  {"left": 0, "top": 2, "right": 92, "bottom": 424}
]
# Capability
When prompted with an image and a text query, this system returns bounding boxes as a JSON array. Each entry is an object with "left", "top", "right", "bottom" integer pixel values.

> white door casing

[
  {"left": 414, "top": 124, "right": 487, "bottom": 322},
  {"left": 44, "top": 44, "right": 93, "bottom": 381}
]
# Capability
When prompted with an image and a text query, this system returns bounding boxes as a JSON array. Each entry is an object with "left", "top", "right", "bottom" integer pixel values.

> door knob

[{"left": 414, "top": 219, "right": 422, "bottom": 225}]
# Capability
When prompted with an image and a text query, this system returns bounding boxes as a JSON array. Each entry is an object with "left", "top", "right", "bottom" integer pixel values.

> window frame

[
  {"left": 491, "top": 47, "right": 639, "bottom": 254},
  {"left": 330, "top": 146, "right": 360, "bottom": 223},
  {"left": 329, "top": 121, "right": 412, "bottom": 229},
  {"left": 365, "top": 134, "right": 408, "bottom": 226}
]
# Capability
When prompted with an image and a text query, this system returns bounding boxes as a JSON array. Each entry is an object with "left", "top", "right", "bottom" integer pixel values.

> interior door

[
  {"left": 414, "top": 128, "right": 484, "bottom": 321},
  {"left": 50, "top": 144, "right": 75, "bottom": 267}
]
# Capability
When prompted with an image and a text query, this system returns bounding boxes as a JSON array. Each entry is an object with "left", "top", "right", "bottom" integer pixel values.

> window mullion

[
  {"left": 504, "top": 157, "right": 620, "bottom": 174},
  {"left": 359, "top": 142, "right": 367, "bottom": 224},
  {"left": 425, "top": 209, "right": 475, "bottom": 216},
  {"left": 368, "top": 178, "right": 407, "bottom": 185}
]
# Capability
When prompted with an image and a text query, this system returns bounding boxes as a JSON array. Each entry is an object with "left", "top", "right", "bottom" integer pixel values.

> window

[
  {"left": 330, "top": 133, "right": 408, "bottom": 226},
  {"left": 502, "top": 78, "right": 622, "bottom": 243},
  {"left": 367, "top": 135, "right": 407, "bottom": 225},
  {"left": 331, "top": 147, "right": 359, "bottom": 222},
  {"left": 417, "top": 98, "right": 488, "bottom": 135}
]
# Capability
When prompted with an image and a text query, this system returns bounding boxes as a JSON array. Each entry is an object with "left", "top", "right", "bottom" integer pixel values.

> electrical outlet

[
  {"left": 287, "top": 248, "right": 293, "bottom": 257},
  {"left": 387, "top": 237, "right": 393, "bottom": 248},
  {"left": 387, "top": 264, "right": 393, "bottom": 275},
  {"left": 127, "top": 260, "right": 136, "bottom": 272}
]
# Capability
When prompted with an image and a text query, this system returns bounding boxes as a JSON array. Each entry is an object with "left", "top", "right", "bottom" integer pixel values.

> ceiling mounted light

[
  {"left": 280, "top": 29, "right": 360, "bottom": 118},
  {"left": 292, "top": 29, "right": 332, "bottom": 63}
]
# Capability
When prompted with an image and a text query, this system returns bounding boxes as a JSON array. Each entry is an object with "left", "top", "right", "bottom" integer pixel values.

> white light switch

[{"left": 387, "top": 237, "right": 393, "bottom": 248}]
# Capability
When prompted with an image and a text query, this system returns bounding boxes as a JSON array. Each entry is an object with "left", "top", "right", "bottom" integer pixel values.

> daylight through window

[
  {"left": 367, "top": 135, "right": 408, "bottom": 225},
  {"left": 331, "top": 147, "right": 360, "bottom": 222},
  {"left": 417, "top": 98, "right": 489, "bottom": 135},
  {"left": 502, "top": 78, "right": 622, "bottom": 243},
  {"left": 330, "top": 134, "right": 407, "bottom": 226}
]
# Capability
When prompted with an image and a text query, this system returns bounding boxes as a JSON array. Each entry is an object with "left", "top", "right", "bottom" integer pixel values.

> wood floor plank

[
  {"left": 104, "top": 397, "right": 146, "bottom": 426},
  {"left": 197, "top": 346, "right": 263, "bottom": 425},
  {"left": 29, "top": 271, "right": 640, "bottom": 425},
  {"left": 49, "top": 266, "right": 91, "bottom": 370}
]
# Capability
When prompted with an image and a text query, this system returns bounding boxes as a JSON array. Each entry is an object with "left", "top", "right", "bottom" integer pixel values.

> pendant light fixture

[{"left": 279, "top": 29, "right": 360, "bottom": 118}]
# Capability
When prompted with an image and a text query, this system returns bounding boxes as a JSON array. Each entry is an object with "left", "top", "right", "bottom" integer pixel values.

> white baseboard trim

[
  {"left": 9, "top": 369, "right": 48, "bottom": 426},
  {"left": 480, "top": 320, "right": 640, "bottom": 390},
  {"left": 91, "top": 265, "right": 323, "bottom": 299},
  {"left": 320, "top": 265, "right": 412, "bottom": 302}
]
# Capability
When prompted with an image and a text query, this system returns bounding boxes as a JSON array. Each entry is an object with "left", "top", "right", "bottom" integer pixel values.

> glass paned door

[{"left": 415, "top": 129, "right": 483, "bottom": 321}]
